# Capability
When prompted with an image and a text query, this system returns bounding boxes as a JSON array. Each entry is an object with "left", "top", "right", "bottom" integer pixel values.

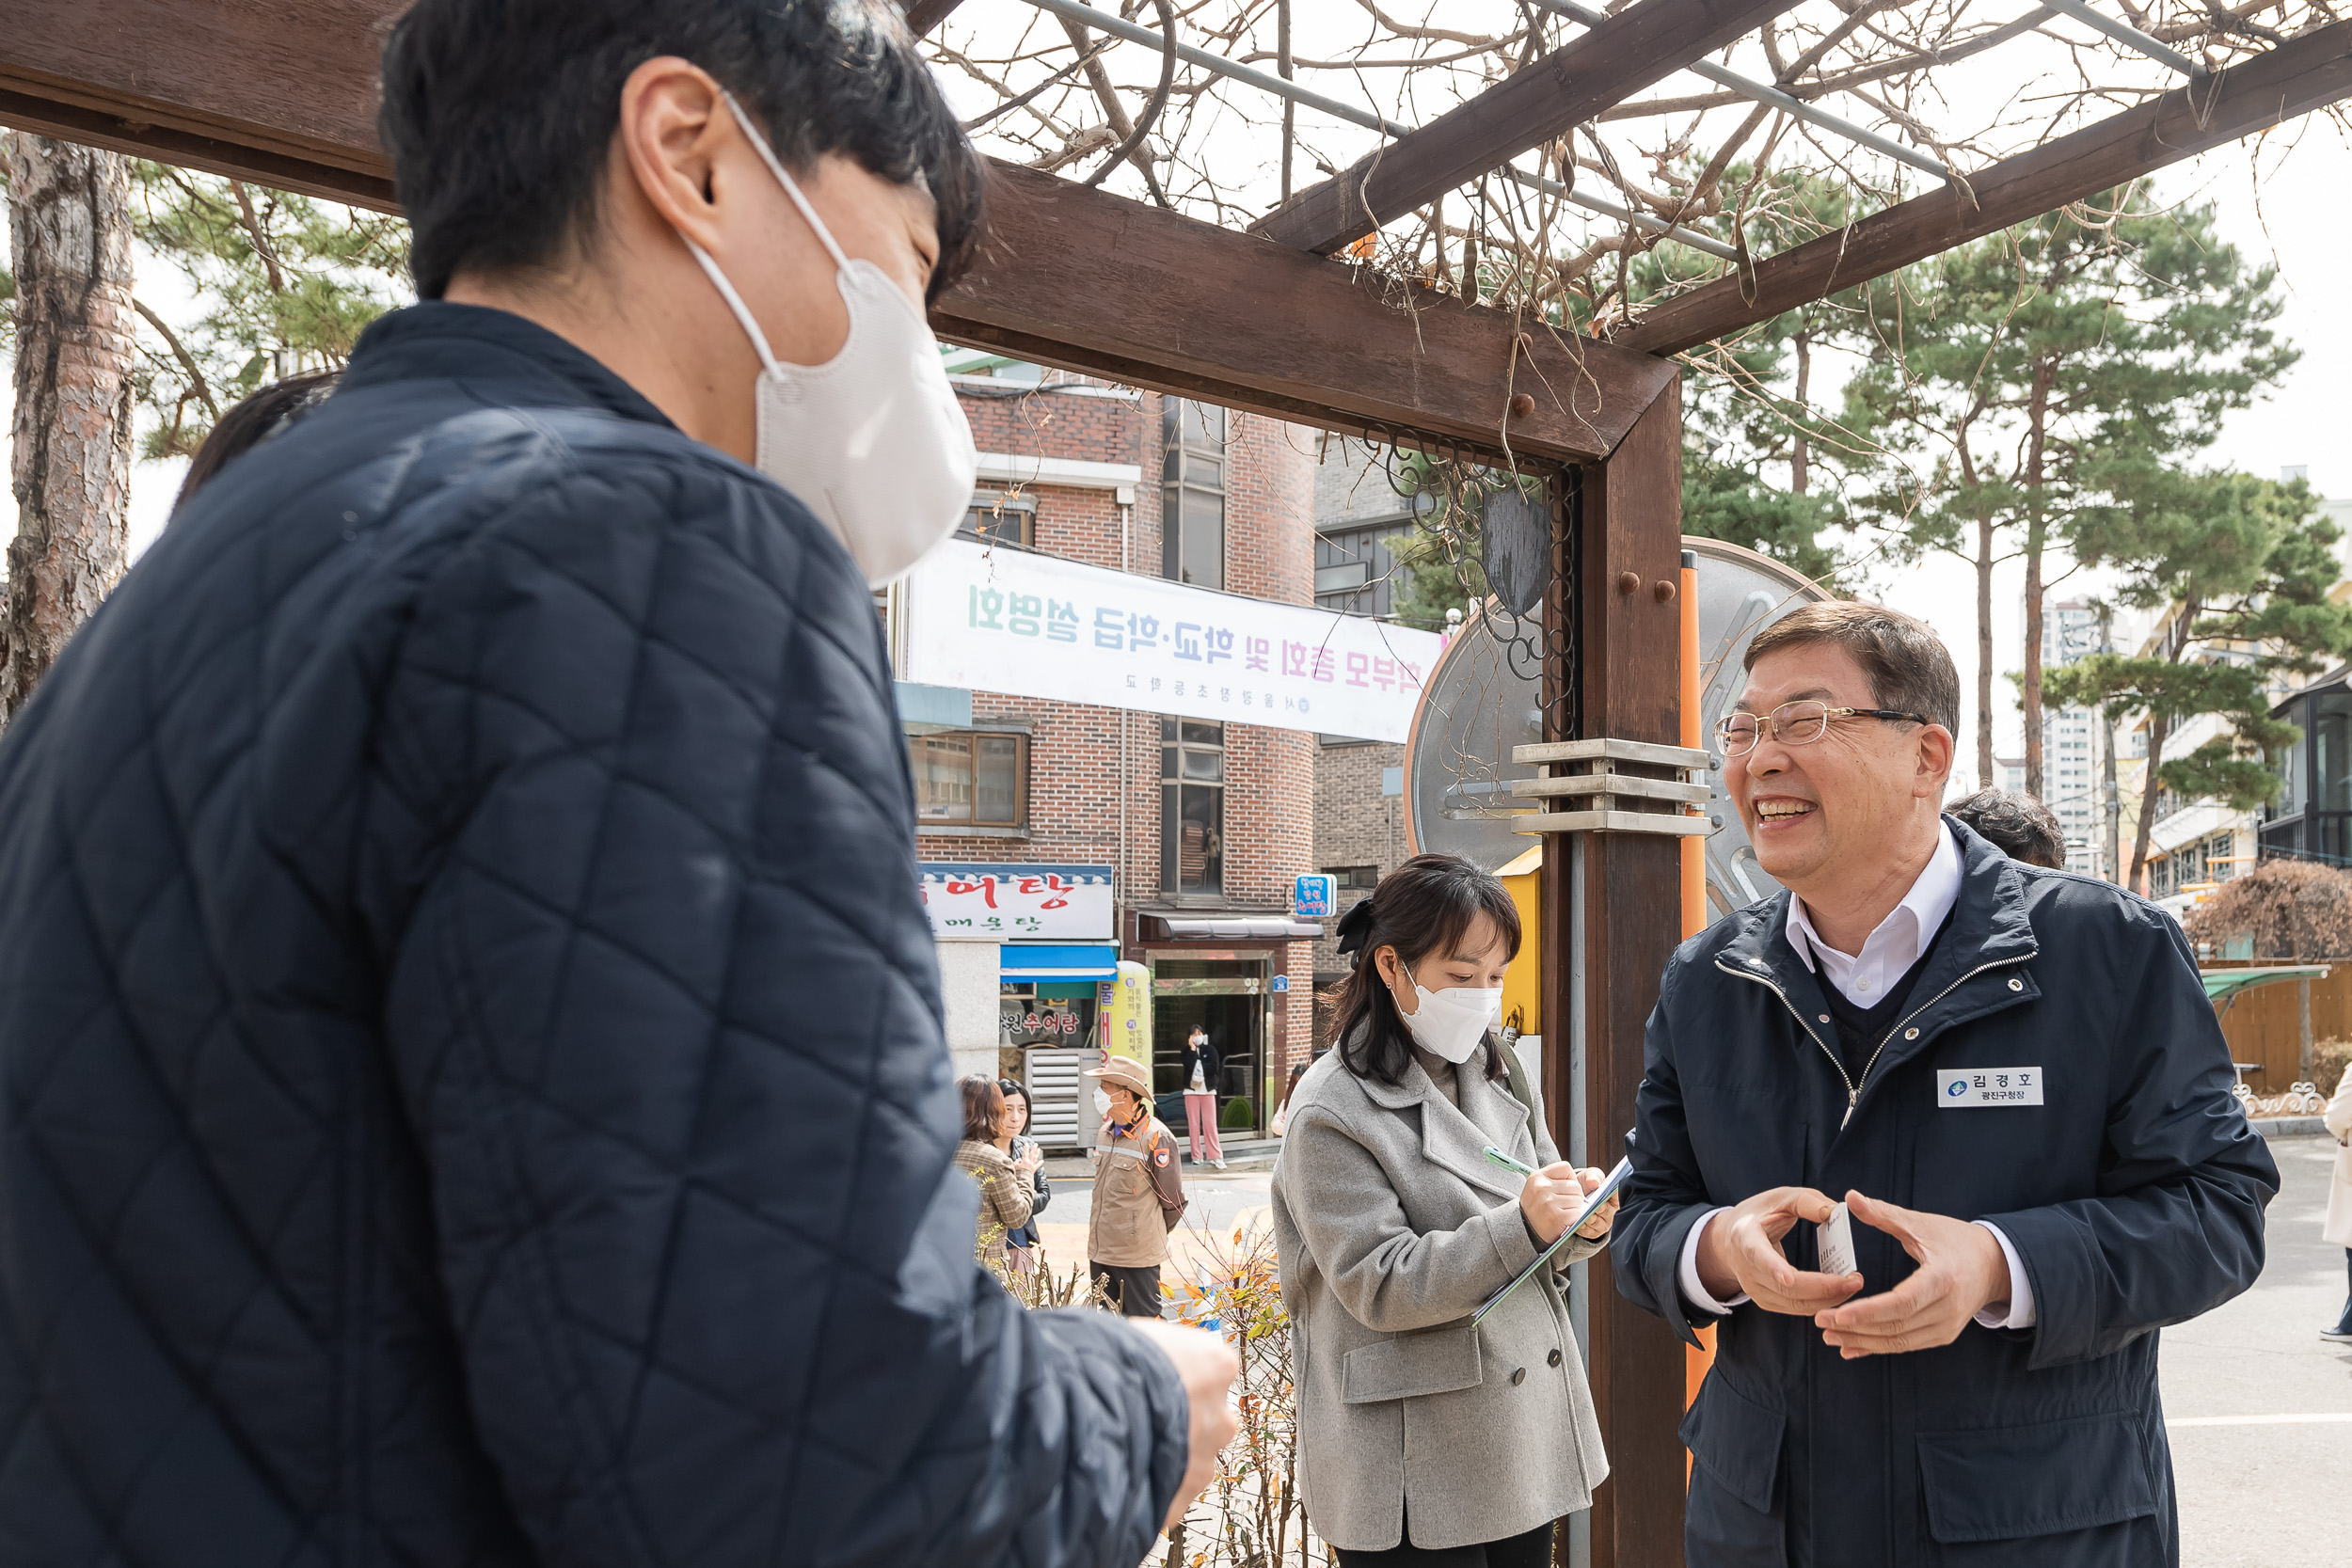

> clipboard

[{"left": 1470, "top": 1155, "right": 1634, "bottom": 1327}]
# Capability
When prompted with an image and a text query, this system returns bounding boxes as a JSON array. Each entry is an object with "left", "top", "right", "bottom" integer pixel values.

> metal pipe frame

[
  {"left": 2036, "top": 0, "right": 2207, "bottom": 76},
  {"left": 1528, "top": 0, "right": 1952, "bottom": 179}
]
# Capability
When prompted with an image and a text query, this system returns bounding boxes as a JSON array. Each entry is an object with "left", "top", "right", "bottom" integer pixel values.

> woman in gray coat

[{"left": 1272, "top": 854, "right": 1616, "bottom": 1565}]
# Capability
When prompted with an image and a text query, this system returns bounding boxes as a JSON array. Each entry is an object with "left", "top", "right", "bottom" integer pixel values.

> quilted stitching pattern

[{"left": 0, "top": 304, "right": 1186, "bottom": 1568}]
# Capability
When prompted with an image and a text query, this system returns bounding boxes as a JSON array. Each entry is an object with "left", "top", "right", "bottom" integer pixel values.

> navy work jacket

[
  {"left": 0, "top": 303, "right": 1185, "bottom": 1567},
  {"left": 1615, "top": 820, "right": 2276, "bottom": 1568}
]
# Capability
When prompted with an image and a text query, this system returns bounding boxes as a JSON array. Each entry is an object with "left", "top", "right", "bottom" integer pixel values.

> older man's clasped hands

[{"left": 1692, "top": 1183, "right": 2012, "bottom": 1358}]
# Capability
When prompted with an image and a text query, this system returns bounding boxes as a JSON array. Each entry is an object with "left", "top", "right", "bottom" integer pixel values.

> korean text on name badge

[{"left": 1936, "top": 1068, "right": 2044, "bottom": 1107}]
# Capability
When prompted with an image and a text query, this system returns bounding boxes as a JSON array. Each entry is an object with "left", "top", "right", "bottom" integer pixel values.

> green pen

[{"left": 1482, "top": 1145, "right": 1537, "bottom": 1177}]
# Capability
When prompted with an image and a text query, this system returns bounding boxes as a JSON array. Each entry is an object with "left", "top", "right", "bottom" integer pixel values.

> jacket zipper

[{"left": 1713, "top": 949, "right": 2038, "bottom": 1129}]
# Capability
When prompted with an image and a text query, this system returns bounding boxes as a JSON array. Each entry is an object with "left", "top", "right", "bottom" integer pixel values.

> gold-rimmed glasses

[{"left": 1715, "top": 700, "right": 1935, "bottom": 757}]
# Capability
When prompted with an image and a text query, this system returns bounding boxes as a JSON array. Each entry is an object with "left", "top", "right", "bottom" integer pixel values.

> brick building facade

[{"left": 905, "top": 357, "right": 1320, "bottom": 1148}]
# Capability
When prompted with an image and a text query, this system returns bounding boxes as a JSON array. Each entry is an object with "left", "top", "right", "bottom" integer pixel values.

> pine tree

[
  {"left": 124, "top": 163, "right": 408, "bottom": 459},
  {"left": 1846, "top": 190, "right": 2295, "bottom": 794},
  {"left": 2043, "top": 469, "right": 2352, "bottom": 889}
]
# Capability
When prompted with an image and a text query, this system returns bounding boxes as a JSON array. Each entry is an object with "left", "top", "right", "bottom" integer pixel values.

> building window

[
  {"left": 1162, "top": 400, "right": 1226, "bottom": 589},
  {"left": 961, "top": 492, "right": 1036, "bottom": 549},
  {"left": 1162, "top": 718, "right": 1224, "bottom": 894},
  {"left": 1325, "top": 864, "right": 1380, "bottom": 890},
  {"left": 911, "top": 732, "right": 1029, "bottom": 827},
  {"left": 1315, "top": 526, "right": 1411, "bottom": 616}
]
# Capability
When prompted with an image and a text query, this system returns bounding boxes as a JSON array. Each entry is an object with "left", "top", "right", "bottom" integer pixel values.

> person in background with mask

[
  {"left": 1085, "top": 1055, "right": 1188, "bottom": 1318},
  {"left": 0, "top": 4, "right": 1234, "bottom": 1564},
  {"left": 1180, "top": 1022, "right": 1227, "bottom": 1169},
  {"left": 1272, "top": 854, "right": 1617, "bottom": 1566}
]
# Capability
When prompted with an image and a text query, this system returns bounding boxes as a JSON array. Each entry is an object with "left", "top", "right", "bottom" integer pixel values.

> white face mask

[
  {"left": 679, "top": 94, "right": 978, "bottom": 587},
  {"left": 1399, "top": 962, "right": 1504, "bottom": 1065}
]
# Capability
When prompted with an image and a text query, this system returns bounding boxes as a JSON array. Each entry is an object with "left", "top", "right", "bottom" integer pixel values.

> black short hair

[
  {"left": 1947, "top": 789, "right": 2068, "bottom": 869},
  {"left": 379, "top": 0, "right": 986, "bottom": 302},
  {"left": 174, "top": 371, "right": 342, "bottom": 512}
]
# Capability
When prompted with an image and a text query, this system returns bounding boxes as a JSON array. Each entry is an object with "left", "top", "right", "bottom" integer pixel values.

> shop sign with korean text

[
  {"left": 901, "top": 540, "right": 1444, "bottom": 742},
  {"left": 920, "top": 862, "right": 1114, "bottom": 942}
]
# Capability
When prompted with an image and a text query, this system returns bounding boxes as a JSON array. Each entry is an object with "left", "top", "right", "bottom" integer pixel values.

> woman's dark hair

[
  {"left": 174, "top": 371, "right": 342, "bottom": 511},
  {"left": 996, "top": 1079, "right": 1031, "bottom": 1128},
  {"left": 1332, "top": 853, "right": 1522, "bottom": 1088},
  {"left": 959, "top": 1074, "right": 1006, "bottom": 1143},
  {"left": 379, "top": 0, "right": 988, "bottom": 303}
]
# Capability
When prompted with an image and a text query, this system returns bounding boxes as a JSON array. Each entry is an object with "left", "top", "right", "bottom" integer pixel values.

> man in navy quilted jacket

[{"left": 0, "top": 3, "right": 1236, "bottom": 1563}]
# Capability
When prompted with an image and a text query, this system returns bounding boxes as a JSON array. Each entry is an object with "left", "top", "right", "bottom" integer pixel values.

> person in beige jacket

[
  {"left": 1273, "top": 854, "right": 1617, "bottom": 1566},
  {"left": 2325, "top": 1069, "right": 2352, "bottom": 1342},
  {"left": 1085, "top": 1053, "right": 1188, "bottom": 1318}
]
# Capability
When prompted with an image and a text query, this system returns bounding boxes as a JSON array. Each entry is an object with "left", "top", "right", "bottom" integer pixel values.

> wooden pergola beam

[
  {"left": 0, "top": 0, "right": 402, "bottom": 210},
  {"left": 1250, "top": 0, "right": 1802, "bottom": 257},
  {"left": 1616, "top": 16, "right": 2352, "bottom": 356},
  {"left": 934, "top": 162, "right": 1677, "bottom": 464},
  {"left": 0, "top": 1, "right": 1676, "bottom": 464}
]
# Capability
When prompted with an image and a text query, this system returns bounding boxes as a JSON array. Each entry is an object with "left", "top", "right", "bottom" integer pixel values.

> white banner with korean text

[{"left": 901, "top": 540, "right": 1443, "bottom": 741}]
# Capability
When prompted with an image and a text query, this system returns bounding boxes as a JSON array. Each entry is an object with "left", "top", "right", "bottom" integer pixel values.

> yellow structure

[
  {"left": 1497, "top": 845, "right": 1545, "bottom": 1037},
  {"left": 1100, "top": 959, "right": 1152, "bottom": 1068}
]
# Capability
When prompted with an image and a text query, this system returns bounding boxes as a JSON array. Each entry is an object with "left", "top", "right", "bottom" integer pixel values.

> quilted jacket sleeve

[{"left": 370, "top": 447, "right": 1187, "bottom": 1568}]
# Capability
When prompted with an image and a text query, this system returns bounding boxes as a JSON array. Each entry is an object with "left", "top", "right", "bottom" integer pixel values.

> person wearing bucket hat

[{"left": 1086, "top": 1054, "right": 1189, "bottom": 1317}]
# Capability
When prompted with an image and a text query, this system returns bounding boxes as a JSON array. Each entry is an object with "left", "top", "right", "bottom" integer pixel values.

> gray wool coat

[{"left": 1271, "top": 1040, "right": 1609, "bottom": 1552}]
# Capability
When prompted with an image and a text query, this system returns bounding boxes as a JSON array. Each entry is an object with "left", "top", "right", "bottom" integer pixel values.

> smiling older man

[{"left": 1614, "top": 601, "right": 2277, "bottom": 1568}]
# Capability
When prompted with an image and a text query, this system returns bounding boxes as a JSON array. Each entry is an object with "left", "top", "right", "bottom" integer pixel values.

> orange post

[{"left": 1678, "top": 547, "right": 1715, "bottom": 1469}]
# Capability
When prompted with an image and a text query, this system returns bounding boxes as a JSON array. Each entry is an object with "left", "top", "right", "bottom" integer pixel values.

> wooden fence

[{"left": 2206, "top": 961, "right": 2352, "bottom": 1087}]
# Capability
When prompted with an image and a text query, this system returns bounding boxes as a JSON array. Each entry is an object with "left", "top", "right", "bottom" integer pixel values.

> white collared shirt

[
  {"left": 1677, "top": 820, "right": 2037, "bottom": 1329},
  {"left": 1784, "top": 822, "right": 1963, "bottom": 1007}
]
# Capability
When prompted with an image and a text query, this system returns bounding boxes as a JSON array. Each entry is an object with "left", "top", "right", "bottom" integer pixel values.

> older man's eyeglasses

[{"left": 1715, "top": 700, "right": 1935, "bottom": 757}]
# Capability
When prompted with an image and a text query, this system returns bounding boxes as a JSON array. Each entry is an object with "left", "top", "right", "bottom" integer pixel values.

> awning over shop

[
  {"left": 2201, "top": 964, "right": 2331, "bottom": 1004},
  {"left": 1137, "top": 915, "right": 1324, "bottom": 941},
  {"left": 1000, "top": 943, "right": 1120, "bottom": 982}
]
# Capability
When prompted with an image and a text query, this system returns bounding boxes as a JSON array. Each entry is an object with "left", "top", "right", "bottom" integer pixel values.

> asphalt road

[{"left": 2162, "top": 1132, "right": 2351, "bottom": 1567}]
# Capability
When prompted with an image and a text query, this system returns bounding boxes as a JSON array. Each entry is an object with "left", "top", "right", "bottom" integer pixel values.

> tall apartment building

[
  {"left": 903, "top": 354, "right": 1321, "bottom": 1147},
  {"left": 2037, "top": 598, "right": 2104, "bottom": 876}
]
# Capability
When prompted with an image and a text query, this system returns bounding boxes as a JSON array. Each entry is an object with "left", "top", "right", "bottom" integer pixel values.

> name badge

[{"left": 1938, "top": 1068, "right": 2043, "bottom": 1107}]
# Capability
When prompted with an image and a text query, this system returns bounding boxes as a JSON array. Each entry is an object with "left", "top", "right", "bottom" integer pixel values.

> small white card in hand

[{"left": 1817, "top": 1201, "right": 1857, "bottom": 1277}]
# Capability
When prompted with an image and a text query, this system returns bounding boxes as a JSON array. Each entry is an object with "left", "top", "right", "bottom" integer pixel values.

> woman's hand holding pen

[{"left": 1519, "top": 1163, "right": 1612, "bottom": 1244}]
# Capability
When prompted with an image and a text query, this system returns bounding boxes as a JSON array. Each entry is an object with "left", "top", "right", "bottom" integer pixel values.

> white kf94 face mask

[
  {"left": 679, "top": 93, "right": 978, "bottom": 587},
  {"left": 1399, "top": 962, "right": 1504, "bottom": 1065}
]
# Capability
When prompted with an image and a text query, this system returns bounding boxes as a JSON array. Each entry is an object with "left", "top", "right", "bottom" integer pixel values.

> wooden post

[
  {"left": 1559, "top": 378, "right": 1688, "bottom": 1568},
  {"left": 2299, "top": 975, "right": 2314, "bottom": 1085}
]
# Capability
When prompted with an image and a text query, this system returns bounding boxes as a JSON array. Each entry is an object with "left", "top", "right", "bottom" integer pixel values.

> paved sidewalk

[{"left": 2163, "top": 1132, "right": 2351, "bottom": 1567}]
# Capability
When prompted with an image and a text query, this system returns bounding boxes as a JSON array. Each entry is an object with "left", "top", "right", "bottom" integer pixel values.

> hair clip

[{"left": 1335, "top": 897, "right": 1376, "bottom": 960}]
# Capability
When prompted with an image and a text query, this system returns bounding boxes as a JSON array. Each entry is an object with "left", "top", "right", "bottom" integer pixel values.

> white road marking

[{"left": 2168, "top": 1413, "right": 2352, "bottom": 1428}]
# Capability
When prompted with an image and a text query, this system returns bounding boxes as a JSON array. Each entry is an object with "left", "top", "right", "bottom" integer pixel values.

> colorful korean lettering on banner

[
  {"left": 902, "top": 540, "right": 1444, "bottom": 742},
  {"left": 919, "top": 863, "right": 1115, "bottom": 942}
]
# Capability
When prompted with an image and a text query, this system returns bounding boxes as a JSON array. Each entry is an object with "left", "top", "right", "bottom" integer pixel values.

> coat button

[
  {"left": 1510, "top": 1367, "right": 1528, "bottom": 1386},
  {"left": 1903, "top": 1027, "right": 1919, "bottom": 1040},
  {"left": 2008, "top": 977, "right": 2025, "bottom": 991},
  {"left": 1548, "top": 1348, "right": 1564, "bottom": 1367},
  {"left": 1818, "top": 1013, "right": 1831, "bottom": 1023}
]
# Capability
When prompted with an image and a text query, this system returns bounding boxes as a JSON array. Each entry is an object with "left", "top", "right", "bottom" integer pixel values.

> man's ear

[
  {"left": 1915, "top": 723, "right": 1956, "bottom": 799},
  {"left": 615, "top": 56, "right": 732, "bottom": 254}
]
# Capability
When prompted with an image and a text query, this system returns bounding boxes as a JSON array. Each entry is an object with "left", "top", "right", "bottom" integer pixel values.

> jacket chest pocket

[
  {"left": 1106, "top": 1156, "right": 1150, "bottom": 1196},
  {"left": 1341, "top": 1326, "right": 1482, "bottom": 1404}
]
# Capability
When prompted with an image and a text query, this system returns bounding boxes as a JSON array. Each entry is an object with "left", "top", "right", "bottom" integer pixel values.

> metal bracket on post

[{"left": 1508, "top": 738, "right": 1713, "bottom": 835}]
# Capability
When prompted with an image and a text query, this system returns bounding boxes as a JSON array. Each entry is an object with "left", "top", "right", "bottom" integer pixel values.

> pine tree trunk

[
  {"left": 2, "top": 133, "right": 135, "bottom": 730},
  {"left": 2020, "top": 357, "right": 2056, "bottom": 801},
  {"left": 2129, "top": 712, "right": 2167, "bottom": 892},
  {"left": 1976, "top": 511, "right": 1994, "bottom": 789}
]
